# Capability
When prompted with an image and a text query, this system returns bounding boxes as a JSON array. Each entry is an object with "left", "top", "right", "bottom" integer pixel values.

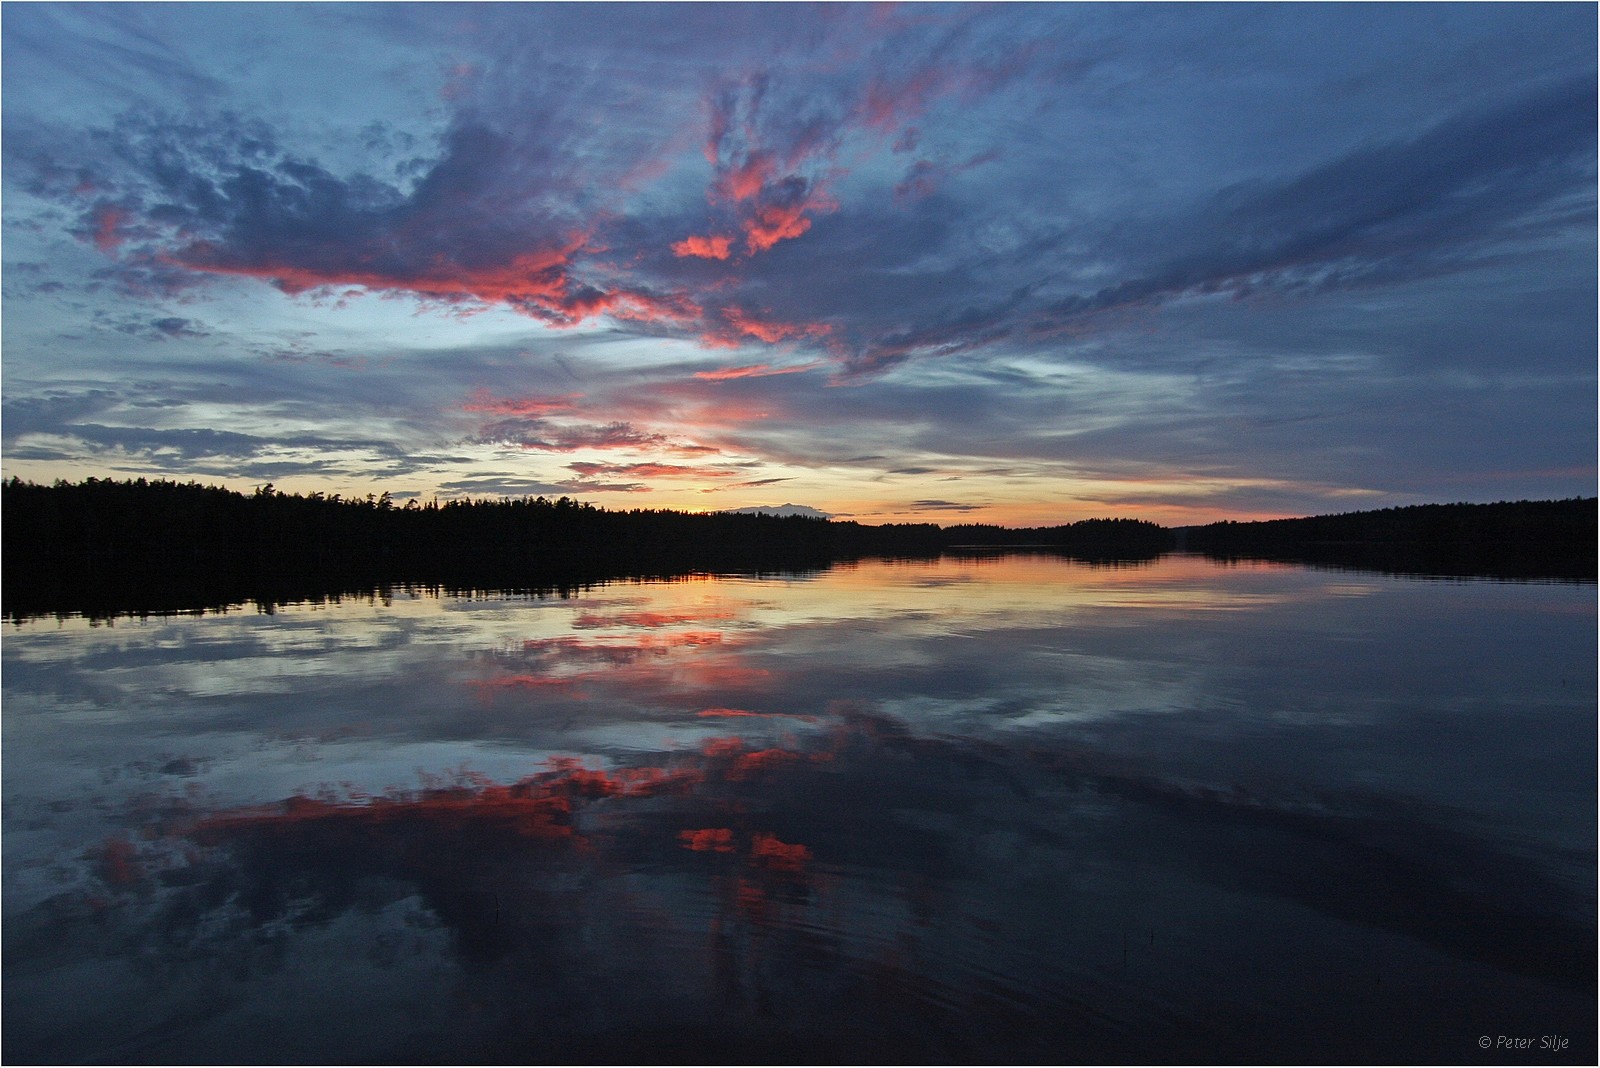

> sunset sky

[{"left": 3, "top": 2, "right": 1594, "bottom": 525}]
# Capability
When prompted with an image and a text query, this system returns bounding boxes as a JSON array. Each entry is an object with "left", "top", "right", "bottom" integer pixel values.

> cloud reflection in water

[
  {"left": 8, "top": 708, "right": 1593, "bottom": 1063},
  {"left": 2, "top": 556, "right": 1594, "bottom": 1062}
]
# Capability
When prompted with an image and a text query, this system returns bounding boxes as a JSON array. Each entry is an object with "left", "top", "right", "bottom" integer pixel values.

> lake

[{"left": 3, "top": 553, "right": 1594, "bottom": 1063}]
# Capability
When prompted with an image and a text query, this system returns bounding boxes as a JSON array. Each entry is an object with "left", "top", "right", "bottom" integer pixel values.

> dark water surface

[{"left": 4, "top": 554, "right": 1594, "bottom": 1063}]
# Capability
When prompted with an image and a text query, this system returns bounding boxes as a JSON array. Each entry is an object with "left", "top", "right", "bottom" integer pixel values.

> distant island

[{"left": 2, "top": 478, "right": 1592, "bottom": 620}]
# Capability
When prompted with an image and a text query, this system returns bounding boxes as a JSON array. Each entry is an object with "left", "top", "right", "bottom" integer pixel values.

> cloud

[
  {"left": 566, "top": 461, "right": 738, "bottom": 480},
  {"left": 91, "top": 205, "right": 128, "bottom": 251},
  {"left": 461, "top": 390, "right": 582, "bottom": 417},
  {"left": 712, "top": 152, "right": 777, "bottom": 203},
  {"left": 1031, "top": 77, "right": 1598, "bottom": 334},
  {"left": 109, "top": 315, "right": 209, "bottom": 341},
  {"left": 697, "top": 79, "right": 840, "bottom": 256},
  {"left": 1, "top": 9, "right": 1220, "bottom": 376},
  {"left": 741, "top": 179, "right": 836, "bottom": 254},
  {"left": 555, "top": 478, "right": 650, "bottom": 494},
  {"left": 0, "top": 3, "right": 228, "bottom": 108},
  {"left": 44, "top": 116, "right": 703, "bottom": 329},
  {"left": 477, "top": 418, "right": 672, "bottom": 453},
  {"left": 1, "top": 390, "right": 124, "bottom": 440},
  {"left": 65, "top": 423, "right": 269, "bottom": 460},
  {"left": 671, "top": 234, "right": 734, "bottom": 260},
  {"left": 679, "top": 71, "right": 1596, "bottom": 378},
  {"left": 684, "top": 28, "right": 1025, "bottom": 265},
  {"left": 699, "top": 308, "right": 832, "bottom": 350},
  {"left": 893, "top": 149, "right": 1000, "bottom": 203},
  {"left": 693, "top": 362, "right": 819, "bottom": 382}
]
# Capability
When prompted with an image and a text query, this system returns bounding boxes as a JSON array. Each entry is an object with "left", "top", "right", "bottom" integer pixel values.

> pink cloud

[
  {"left": 92, "top": 205, "right": 127, "bottom": 252},
  {"left": 462, "top": 389, "right": 582, "bottom": 417},
  {"left": 698, "top": 307, "right": 831, "bottom": 350},
  {"left": 713, "top": 152, "right": 777, "bottom": 203},
  {"left": 724, "top": 307, "right": 830, "bottom": 344},
  {"left": 600, "top": 379, "right": 783, "bottom": 428},
  {"left": 743, "top": 199, "right": 814, "bottom": 253},
  {"left": 696, "top": 708, "right": 816, "bottom": 722},
  {"left": 671, "top": 234, "right": 735, "bottom": 260},
  {"left": 859, "top": 67, "right": 949, "bottom": 132},
  {"left": 695, "top": 79, "right": 845, "bottom": 257},
  {"left": 167, "top": 223, "right": 700, "bottom": 332},
  {"left": 692, "top": 361, "right": 820, "bottom": 381},
  {"left": 694, "top": 363, "right": 778, "bottom": 380}
]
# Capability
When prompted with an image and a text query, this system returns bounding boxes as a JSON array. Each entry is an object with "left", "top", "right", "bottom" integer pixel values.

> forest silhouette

[
  {"left": 0, "top": 478, "right": 1167, "bottom": 620},
  {"left": 3, "top": 478, "right": 1591, "bottom": 621},
  {"left": 1182, "top": 497, "right": 1596, "bottom": 581}
]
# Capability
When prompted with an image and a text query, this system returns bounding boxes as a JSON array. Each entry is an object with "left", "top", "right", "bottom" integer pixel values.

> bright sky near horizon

[{"left": 3, "top": 2, "right": 1595, "bottom": 526}]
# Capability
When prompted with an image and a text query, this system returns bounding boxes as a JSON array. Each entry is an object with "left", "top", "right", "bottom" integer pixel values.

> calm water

[{"left": 3, "top": 554, "right": 1594, "bottom": 1063}]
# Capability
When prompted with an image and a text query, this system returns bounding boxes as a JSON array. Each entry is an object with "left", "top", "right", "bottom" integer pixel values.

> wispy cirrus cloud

[
  {"left": 476, "top": 418, "right": 716, "bottom": 456},
  {"left": 461, "top": 389, "right": 582, "bottom": 417},
  {"left": 567, "top": 461, "right": 739, "bottom": 481},
  {"left": 693, "top": 362, "right": 819, "bottom": 382}
]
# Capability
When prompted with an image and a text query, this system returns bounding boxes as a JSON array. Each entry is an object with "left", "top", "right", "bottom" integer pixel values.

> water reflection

[{"left": 4, "top": 556, "right": 1594, "bottom": 1062}]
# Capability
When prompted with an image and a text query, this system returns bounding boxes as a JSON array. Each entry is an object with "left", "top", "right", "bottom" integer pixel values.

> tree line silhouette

[
  {"left": 5, "top": 479, "right": 1591, "bottom": 620},
  {"left": 1182, "top": 498, "right": 1596, "bottom": 581},
  {"left": 1, "top": 478, "right": 1171, "bottom": 620}
]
